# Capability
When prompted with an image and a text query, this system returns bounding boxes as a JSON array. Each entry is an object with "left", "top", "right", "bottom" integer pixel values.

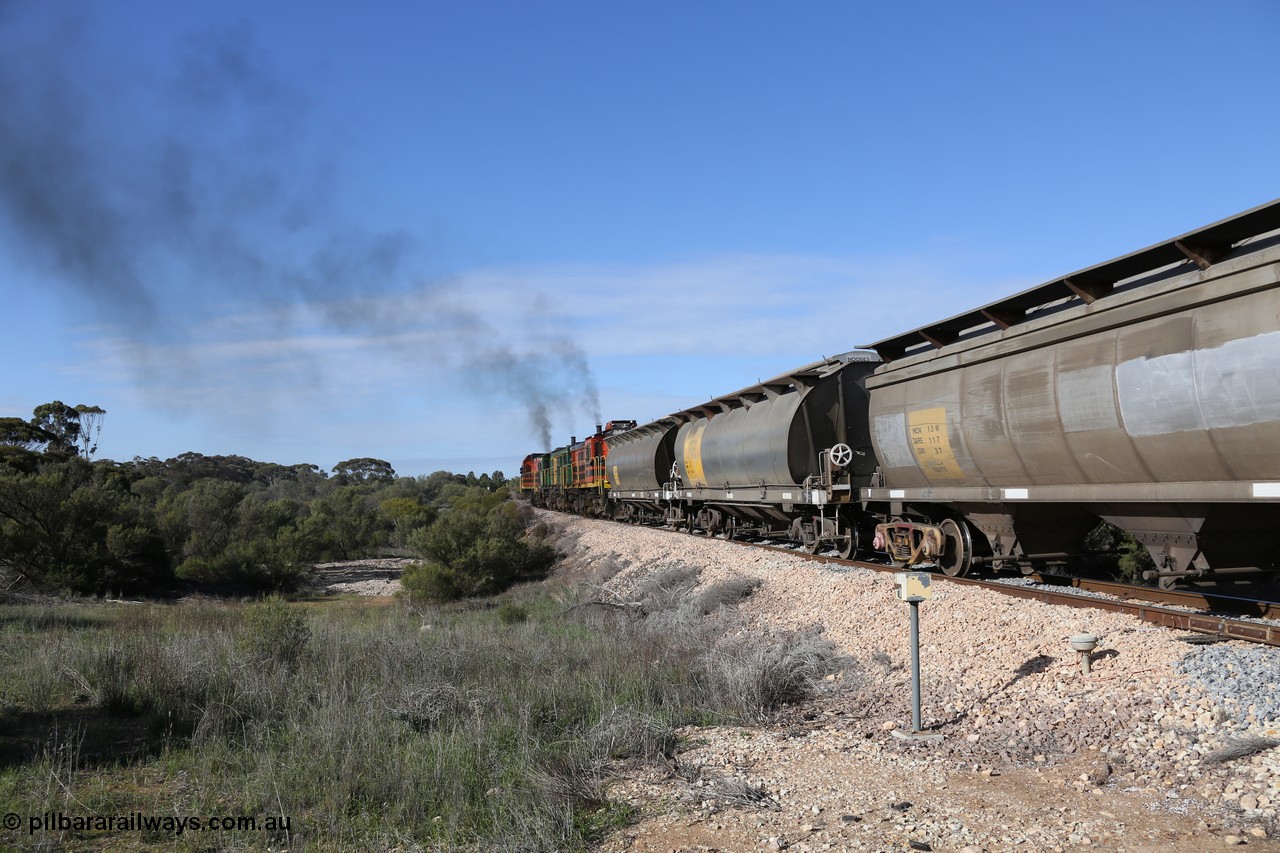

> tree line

[{"left": 0, "top": 401, "right": 547, "bottom": 599}]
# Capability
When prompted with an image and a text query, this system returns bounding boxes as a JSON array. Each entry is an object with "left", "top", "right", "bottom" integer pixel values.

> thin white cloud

[
  {"left": 58, "top": 248, "right": 1032, "bottom": 472},
  {"left": 444, "top": 250, "right": 1029, "bottom": 361}
]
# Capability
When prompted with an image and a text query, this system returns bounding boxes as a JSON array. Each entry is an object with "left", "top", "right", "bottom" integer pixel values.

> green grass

[{"left": 0, "top": 570, "right": 845, "bottom": 851}]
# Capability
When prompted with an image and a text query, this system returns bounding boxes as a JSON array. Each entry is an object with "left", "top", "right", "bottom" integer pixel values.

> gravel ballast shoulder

[{"left": 544, "top": 513, "right": 1280, "bottom": 852}]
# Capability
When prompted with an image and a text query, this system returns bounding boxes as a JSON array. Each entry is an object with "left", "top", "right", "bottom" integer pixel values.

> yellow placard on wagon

[{"left": 907, "top": 407, "right": 964, "bottom": 481}]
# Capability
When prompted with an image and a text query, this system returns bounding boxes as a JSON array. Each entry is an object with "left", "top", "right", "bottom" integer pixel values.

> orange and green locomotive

[{"left": 520, "top": 420, "right": 636, "bottom": 516}]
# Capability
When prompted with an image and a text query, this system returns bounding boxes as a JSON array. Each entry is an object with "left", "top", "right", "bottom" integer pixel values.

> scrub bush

[{"left": 401, "top": 489, "right": 556, "bottom": 602}]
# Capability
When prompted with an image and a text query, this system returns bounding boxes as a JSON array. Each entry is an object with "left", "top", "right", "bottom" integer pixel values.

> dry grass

[
  {"left": 1202, "top": 734, "right": 1280, "bottom": 765},
  {"left": 0, "top": 564, "right": 853, "bottom": 851}
]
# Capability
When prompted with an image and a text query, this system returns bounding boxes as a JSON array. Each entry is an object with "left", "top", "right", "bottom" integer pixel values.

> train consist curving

[{"left": 521, "top": 200, "right": 1280, "bottom": 588}]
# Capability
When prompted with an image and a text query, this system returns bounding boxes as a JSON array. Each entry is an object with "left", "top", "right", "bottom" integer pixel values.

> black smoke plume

[{"left": 0, "top": 7, "right": 598, "bottom": 447}]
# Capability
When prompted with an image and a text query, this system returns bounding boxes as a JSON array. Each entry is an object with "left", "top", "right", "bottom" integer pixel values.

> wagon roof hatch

[
  {"left": 609, "top": 351, "right": 879, "bottom": 440},
  {"left": 863, "top": 197, "right": 1280, "bottom": 363},
  {"left": 675, "top": 351, "right": 876, "bottom": 424}
]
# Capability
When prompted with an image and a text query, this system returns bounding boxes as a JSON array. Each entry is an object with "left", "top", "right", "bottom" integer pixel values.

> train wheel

[
  {"left": 794, "top": 518, "right": 819, "bottom": 553},
  {"left": 837, "top": 522, "right": 857, "bottom": 560},
  {"left": 938, "top": 518, "right": 973, "bottom": 577}
]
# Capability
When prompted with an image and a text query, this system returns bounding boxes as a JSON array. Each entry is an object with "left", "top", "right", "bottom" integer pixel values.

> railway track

[
  {"left": 1028, "top": 574, "right": 1280, "bottom": 621},
  {"left": 637, "top": 520, "right": 1280, "bottom": 647}
]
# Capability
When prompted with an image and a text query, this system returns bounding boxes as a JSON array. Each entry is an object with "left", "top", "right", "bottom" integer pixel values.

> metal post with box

[{"left": 892, "top": 572, "right": 942, "bottom": 741}]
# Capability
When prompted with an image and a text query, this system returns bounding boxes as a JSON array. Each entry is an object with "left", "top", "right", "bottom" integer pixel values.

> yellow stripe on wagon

[{"left": 682, "top": 422, "right": 708, "bottom": 487}]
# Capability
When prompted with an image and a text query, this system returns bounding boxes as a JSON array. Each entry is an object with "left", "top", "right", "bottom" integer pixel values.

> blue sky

[{"left": 1, "top": 1, "right": 1277, "bottom": 478}]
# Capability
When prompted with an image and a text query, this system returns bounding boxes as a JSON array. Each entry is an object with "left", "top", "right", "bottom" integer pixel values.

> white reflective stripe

[
  {"left": 782, "top": 492, "right": 793, "bottom": 500},
  {"left": 1003, "top": 488, "right": 1029, "bottom": 500},
  {"left": 686, "top": 491, "right": 693, "bottom": 498},
  {"left": 725, "top": 492, "right": 734, "bottom": 499},
  {"left": 1253, "top": 483, "right": 1280, "bottom": 497},
  {"left": 889, "top": 489, "right": 906, "bottom": 498}
]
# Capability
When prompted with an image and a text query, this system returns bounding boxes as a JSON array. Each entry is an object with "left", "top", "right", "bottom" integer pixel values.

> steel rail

[
  {"left": 625, "top": 520, "right": 1280, "bottom": 647},
  {"left": 943, "top": 574, "right": 1280, "bottom": 647},
  {"left": 1029, "top": 574, "right": 1280, "bottom": 622}
]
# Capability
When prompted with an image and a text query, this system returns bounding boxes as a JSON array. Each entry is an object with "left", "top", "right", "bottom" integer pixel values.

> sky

[{"left": 1, "top": 0, "right": 1278, "bottom": 478}]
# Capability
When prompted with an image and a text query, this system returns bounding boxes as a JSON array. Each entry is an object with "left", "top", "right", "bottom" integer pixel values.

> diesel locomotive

[{"left": 521, "top": 199, "right": 1280, "bottom": 588}]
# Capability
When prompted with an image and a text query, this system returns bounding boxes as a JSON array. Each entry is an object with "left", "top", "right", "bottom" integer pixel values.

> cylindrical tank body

[
  {"left": 866, "top": 238, "right": 1280, "bottom": 493},
  {"left": 605, "top": 423, "right": 679, "bottom": 493},
  {"left": 676, "top": 359, "right": 879, "bottom": 489}
]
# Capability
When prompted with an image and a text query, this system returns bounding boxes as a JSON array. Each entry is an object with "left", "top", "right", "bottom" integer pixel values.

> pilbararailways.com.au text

[{"left": 7, "top": 811, "right": 292, "bottom": 837}]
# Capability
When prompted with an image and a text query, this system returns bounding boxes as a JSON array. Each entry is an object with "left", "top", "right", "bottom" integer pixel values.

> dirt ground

[
  {"left": 309, "top": 558, "right": 414, "bottom": 597},
  {"left": 594, "top": 709, "right": 1269, "bottom": 852}
]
